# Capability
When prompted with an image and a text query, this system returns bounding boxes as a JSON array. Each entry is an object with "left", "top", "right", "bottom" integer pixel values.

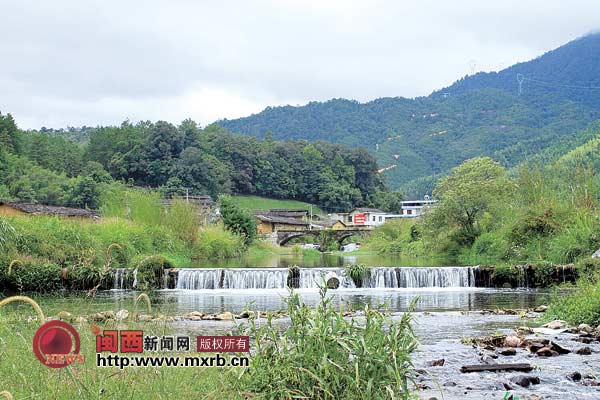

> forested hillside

[
  {"left": 0, "top": 112, "right": 402, "bottom": 212},
  {"left": 219, "top": 34, "right": 600, "bottom": 196}
]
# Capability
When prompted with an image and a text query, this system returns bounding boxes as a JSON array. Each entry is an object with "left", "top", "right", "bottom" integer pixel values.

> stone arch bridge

[{"left": 276, "top": 228, "right": 371, "bottom": 246}]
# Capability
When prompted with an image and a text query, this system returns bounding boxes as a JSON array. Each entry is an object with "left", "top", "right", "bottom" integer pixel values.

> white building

[
  {"left": 400, "top": 197, "right": 437, "bottom": 217},
  {"left": 335, "top": 208, "right": 404, "bottom": 227}
]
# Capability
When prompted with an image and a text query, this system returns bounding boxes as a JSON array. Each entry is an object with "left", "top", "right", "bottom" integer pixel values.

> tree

[
  {"left": 218, "top": 195, "right": 256, "bottom": 245},
  {"left": 431, "top": 157, "right": 514, "bottom": 243},
  {"left": 70, "top": 176, "right": 100, "bottom": 209}
]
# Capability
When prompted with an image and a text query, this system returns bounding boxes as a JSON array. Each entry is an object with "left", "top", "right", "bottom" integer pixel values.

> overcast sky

[{"left": 2, "top": 0, "right": 600, "bottom": 129}]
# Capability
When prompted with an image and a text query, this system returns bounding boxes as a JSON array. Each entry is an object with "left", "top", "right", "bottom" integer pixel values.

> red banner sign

[{"left": 354, "top": 213, "right": 366, "bottom": 224}]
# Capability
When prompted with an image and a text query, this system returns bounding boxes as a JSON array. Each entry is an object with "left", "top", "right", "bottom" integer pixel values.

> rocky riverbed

[{"left": 166, "top": 310, "right": 600, "bottom": 400}]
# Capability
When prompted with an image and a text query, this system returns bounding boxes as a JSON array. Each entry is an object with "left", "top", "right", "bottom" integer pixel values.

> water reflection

[
  {"left": 191, "top": 253, "right": 458, "bottom": 268},
  {"left": 94, "top": 288, "right": 550, "bottom": 315}
]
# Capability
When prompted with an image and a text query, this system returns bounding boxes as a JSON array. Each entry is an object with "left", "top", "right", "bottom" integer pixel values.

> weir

[{"left": 171, "top": 266, "right": 476, "bottom": 290}]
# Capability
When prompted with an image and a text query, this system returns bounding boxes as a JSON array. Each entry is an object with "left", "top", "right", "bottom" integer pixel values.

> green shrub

[
  {"left": 574, "top": 257, "right": 600, "bottom": 280},
  {"left": 543, "top": 277, "right": 600, "bottom": 325},
  {"left": 194, "top": 225, "right": 243, "bottom": 259},
  {"left": 132, "top": 255, "right": 173, "bottom": 290},
  {"left": 2, "top": 259, "right": 63, "bottom": 293},
  {"left": 164, "top": 199, "right": 200, "bottom": 245},
  {"left": 232, "top": 290, "right": 417, "bottom": 399},
  {"left": 345, "top": 264, "right": 369, "bottom": 287},
  {"left": 532, "top": 261, "right": 555, "bottom": 287}
]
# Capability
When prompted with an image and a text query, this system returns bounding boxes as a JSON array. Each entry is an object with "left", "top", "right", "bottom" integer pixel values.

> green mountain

[{"left": 218, "top": 33, "right": 600, "bottom": 196}]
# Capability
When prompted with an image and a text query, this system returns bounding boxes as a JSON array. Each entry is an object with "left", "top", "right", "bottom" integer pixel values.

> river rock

[
  {"left": 510, "top": 375, "right": 540, "bottom": 388},
  {"left": 91, "top": 311, "right": 115, "bottom": 322},
  {"left": 576, "top": 346, "right": 592, "bottom": 355},
  {"left": 576, "top": 337, "right": 593, "bottom": 344},
  {"left": 515, "top": 326, "right": 534, "bottom": 335},
  {"left": 115, "top": 309, "right": 129, "bottom": 321},
  {"left": 550, "top": 341, "right": 571, "bottom": 354},
  {"left": 578, "top": 324, "right": 594, "bottom": 334},
  {"left": 568, "top": 372, "right": 582, "bottom": 382},
  {"left": 184, "top": 311, "right": 204, "bottom": 321},
  {"left": 75, "top": 316, "right": 88, "bottom": 323},
  {"left": 534, "top": 305, "right": 548, "bottom": 313},
  {"left": 544, "top": 320, "right": 566, "bottom": 329},
  {"left": 57, "top": 311, "right": 73, "bottom": 321},
  {"left": 137, "top": 314, "right": 153, "bottom": 322},
  {"left": 427, "top": 358, "right": 445, "bottom": 367},
  {"left": 499, "top": 348, "right": 517, "bottom": 356},
  {"left": 528, "top": 342, "right": 546, "bottom": 353},
  {"left": 216, "top": 312, "right": 234, "bottom": 321},
  {"left": 536, "top": 347, "right": 559, "bottom": 357},
  {"left": 504, "top": 335, "right": 522, "bottom": 347}
]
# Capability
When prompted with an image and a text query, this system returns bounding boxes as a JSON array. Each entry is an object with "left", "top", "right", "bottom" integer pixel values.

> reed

[
  {"left": 0, "top": 296, "right": 45, "bottom": 322},
  {"left": 135, "top": 293, "right": 152, "bottom": 313},
  {"left": 0, "top": 391, "right": 14, "bottom": 400}
]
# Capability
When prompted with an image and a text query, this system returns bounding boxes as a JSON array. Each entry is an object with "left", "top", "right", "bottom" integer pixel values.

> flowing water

[{"left": 30, "top": 257, "right": 584, "bottom": 399}]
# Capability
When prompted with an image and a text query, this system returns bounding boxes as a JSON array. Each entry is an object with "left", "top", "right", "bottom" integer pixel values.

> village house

[
  {"left": 400, "top": 197, "right": 437, "bottom": 217},
  {"left": 0, "top": 202, "right": 100, "bottom": 220},
  {"left": 254, "top": 213, "right": 310, "bottom": 234},
  {"left": 253, "top": 209, "right": 313, "bottom": 235},
  {"left": 333, "top": 208, "right": 403, "bottom": 228}
]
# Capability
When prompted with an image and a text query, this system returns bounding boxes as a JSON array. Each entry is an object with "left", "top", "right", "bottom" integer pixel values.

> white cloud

[{"left": 1, "top": 0, "right": 599, "bottom": 128}]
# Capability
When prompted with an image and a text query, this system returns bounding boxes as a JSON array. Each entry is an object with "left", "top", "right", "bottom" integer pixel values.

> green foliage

[
  {"left": 232, "top": 290, "right": 417, "bottom": 399},
  {"left": 218, "top": 195, "right": 256, "bottom": 245},
  {"left": 431, "top": 157, "right": 514, "bottom": 241},
  {"left": 194, "top": 225, "right": 244, "bottom": 259},
  {"left": 345, "top": 264, "right": 369, "bottom": 287},
  {"left": 0, "top": 217, "right": 16, "bottom": 251},
  {"left": 132, "top": 255, "right": 173, "bottom": 291},
  {"left": 317, "top": 230, "right": 339, "bottom": 252},
  {"left": 363, "top": 219, "right": 424, "bottom": 257},
  {"left": 543, "top": 276, "right": 600, "bottom": 326},
  {"left": 164, "top": 199, "right": 200, "bottom": 245}
]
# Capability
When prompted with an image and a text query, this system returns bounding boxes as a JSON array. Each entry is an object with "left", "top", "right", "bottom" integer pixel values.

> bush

[
  {"left": 543, "top": 277, "right": 600, "bottom": 325},
  {"left": 164, "top": 199, "right": 200, "bottom": 245},
  {"left": 132, "top": 255, "right": 173, "bottom": 290},
  {"left": 218, "top": 195, "right": 256, "bottom": 245},
  {"left": 194, "top": 225, "right": 243, "bottom": 259},
  {"left": 345, "top": 264, "right": 369, "bottom": 287},
  {"left": 232, "top": 290, "right": 417, "bottom": 399}
]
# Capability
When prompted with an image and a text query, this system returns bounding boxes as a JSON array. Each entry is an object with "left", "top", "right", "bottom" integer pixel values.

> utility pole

[{"left": 309, "top": 205, "right": 312, "bottom": 230}]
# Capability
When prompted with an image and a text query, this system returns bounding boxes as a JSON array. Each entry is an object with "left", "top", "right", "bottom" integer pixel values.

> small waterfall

[
  {"left": 177, "top": 269, "right": 222, "bottom": 290},
  {"left": 223, "top": 269, "right": 288, "bottom": 289},
  {"left": 366, "top": 267, "right": 475, "bottom": 288},
  {"left": 171, "top": 266, "right": 476, "bottom": 290},
  {"left": 299, "top": 268, "right": 356, "bottom": 289},
  {"left": 113, "top": 268, "right": 126, "bottom": 289},
  {"left": 132, "top": 268, "right": 138, "bottom": 289}
]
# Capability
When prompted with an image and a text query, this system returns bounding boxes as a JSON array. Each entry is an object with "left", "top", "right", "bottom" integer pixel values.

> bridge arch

[{"left": 276, "top": 229, "right": 370, "bottom": 246}]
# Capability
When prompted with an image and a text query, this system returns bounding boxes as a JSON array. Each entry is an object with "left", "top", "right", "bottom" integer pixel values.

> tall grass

[
  {"left": 233, "top": 289, "right": 417, "bottom": 399},
  {"left": 195, "top": 225, "right": 244, "bottom": 259}
]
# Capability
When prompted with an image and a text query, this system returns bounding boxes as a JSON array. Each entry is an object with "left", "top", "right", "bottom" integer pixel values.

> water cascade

[{"left": 173, "top": 266, "right": 476, "bottom": 290}]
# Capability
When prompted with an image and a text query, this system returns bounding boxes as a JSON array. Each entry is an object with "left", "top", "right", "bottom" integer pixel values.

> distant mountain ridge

[{"left": 218, "top": 33, "right": 600, "bottom": 196}]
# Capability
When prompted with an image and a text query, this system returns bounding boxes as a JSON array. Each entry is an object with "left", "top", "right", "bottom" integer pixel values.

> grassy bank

[
  {"left": 0, "top": 190, "right": 252, "bottom": 292},
  {"left": 231, "top": 195, "right": 322, "bottom": 214},
  {"left": 0, "top": 291, "right": 417, "bottom": 399}
]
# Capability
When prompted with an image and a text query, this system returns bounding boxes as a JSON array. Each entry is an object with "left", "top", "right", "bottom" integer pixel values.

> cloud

[{"left": 1, "top": 0, "right": 599, "bottom": 129}]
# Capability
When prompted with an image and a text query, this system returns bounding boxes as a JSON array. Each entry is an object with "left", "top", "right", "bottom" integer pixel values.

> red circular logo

[{"left": 32, "top": 320, "right": 81, "bottom": 368}]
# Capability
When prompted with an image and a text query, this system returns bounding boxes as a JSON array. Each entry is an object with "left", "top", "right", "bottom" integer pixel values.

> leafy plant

[
  {"left": 232, "top": 289, "right": 418, "bottom": 399},
  {"left": 345, "top": 264, "right": 369, "bottom": 287}
]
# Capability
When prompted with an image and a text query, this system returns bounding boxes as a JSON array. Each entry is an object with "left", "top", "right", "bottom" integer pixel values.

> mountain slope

[{"left": 218, "top": 33, "right": 600, "bottom": 196}]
